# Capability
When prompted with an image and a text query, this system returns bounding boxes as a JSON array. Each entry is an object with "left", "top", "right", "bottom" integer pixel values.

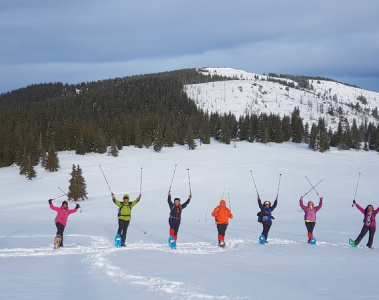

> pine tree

[
  {"left": 25, "top": 162, "right": 37, "bottom": 180},
  {"left": 291, "top": 107, "right": 303, "bottom": 143},
  {"left": 153, "top": 126, "right": 164, "bottom": 153},
  {"left": 108, "top": 138, "right": 119, "bottom": 157},
  {"left": 68, "top": 164, "right": 88, "bottom": 201},
  {"left": 45, "top": 143, "right": 59, "bottom": 172},
  {"left": 185, "top": 126, "right": 197, "bottom": 150}
]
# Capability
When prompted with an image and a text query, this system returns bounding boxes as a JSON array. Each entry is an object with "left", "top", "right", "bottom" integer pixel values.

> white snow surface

[
  {"left": 1, "top": 140, "right": 379, "bottom": 300},
  {"left": 185, "top": 67, "right": 379, "bottom": 131}
]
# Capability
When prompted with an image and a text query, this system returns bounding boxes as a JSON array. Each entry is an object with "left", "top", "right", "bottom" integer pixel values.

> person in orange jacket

[{"left": 211, "top": 199, "right": 233, "bottom": 247}]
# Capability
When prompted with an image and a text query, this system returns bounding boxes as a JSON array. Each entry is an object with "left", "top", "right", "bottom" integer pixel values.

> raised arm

[
  {"left": 271, "top": 197, "right": 278, "bottom": 211},
  {"left": 182, "top": 194, "right": 192, "bottom": 209},
  {"left": 130, "top": 195, "right": 141, "bottom": 208},
  {"left": 258, "top": 196, "right": 264, "bottom": 210},
  {"left": 299, "top": 196, "right": 307, "bottom": 211},
  {"left": 314, "top": 197, "right": 323, "bottom": 212}
]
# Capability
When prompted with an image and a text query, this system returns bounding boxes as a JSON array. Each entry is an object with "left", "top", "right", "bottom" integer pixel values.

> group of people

[{"left": 47, "top": 190, "right": 379, "bottom": 249}]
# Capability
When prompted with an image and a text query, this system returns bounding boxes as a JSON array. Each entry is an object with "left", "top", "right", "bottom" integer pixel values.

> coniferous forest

[{"left": 1, "top": 68, "right": 379, "bottom": 179}]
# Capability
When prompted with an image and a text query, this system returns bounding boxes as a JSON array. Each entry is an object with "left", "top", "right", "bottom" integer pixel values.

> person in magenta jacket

[
  {"left": 352, "top": 200, "right": 379, "bottom": 248},
  {"left": 48, "top": 199, "right": 79, "bottom": 247},
  {"left": 299, "top": 196, "right": 323, "bottom": 243}
]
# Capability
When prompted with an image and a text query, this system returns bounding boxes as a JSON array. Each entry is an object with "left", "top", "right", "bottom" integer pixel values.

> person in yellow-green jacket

[{"left": 111, "top": 192, "right": 141, "bottom": 247}]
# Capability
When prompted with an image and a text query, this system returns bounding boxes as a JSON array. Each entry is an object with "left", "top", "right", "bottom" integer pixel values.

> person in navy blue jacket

[
  {"left": 258, "top": 195, "right": 278, "bottom": 243},
  {"left": 168, "top": 192, "right": 191, "bottom": 241}
]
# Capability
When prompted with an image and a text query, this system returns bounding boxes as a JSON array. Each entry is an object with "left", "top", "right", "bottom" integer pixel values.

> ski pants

[
  {"left": 261, "top": 222, "right": 272, "bottom": 240},
  {"left": 305, "top": 222, "right": 316, "bottom": 234},
  {"left": 169, "top": 218, "right": 181, "bottom": 236},
  {"left": 117, "top": 219, "right": 130, "bottom": 245},
  {"left": 216, "top": 224, "right": 228, "bottom": 237},
  {"left": 355, "top": 226, "right": 376, "bottom": 248},
  {"left": 55, "top": 222, "right": 65, "bottom": 246}
]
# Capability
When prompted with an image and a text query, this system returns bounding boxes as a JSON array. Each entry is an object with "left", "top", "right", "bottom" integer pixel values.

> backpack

[
  {"left": 257, "top": 210, "right": 275, "bottom": 222},
  {"left": 118, "top": 202, "right": 131, "bottom": 217},
  {"left": 257, "top": 211, "right": 262, "bottom": 223}
]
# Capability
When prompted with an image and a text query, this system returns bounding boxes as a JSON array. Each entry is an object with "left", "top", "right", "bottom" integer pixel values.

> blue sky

[{"left": 1, "top": 0, "right": 378, "bottom": 94}]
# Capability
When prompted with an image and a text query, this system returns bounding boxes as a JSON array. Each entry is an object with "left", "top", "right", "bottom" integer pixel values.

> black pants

[
  {"left": 169, "top": 218, "right": 181, "bottom": 235},
  {"left": 217, "top": 224, "right": 228, "bottom": 237},
  {"left": 56, "top": 222, "right": 65, "bottom": 246},
  {"left": 305, "top": 222, "right": 316, "bottom": 234},
  {"left": 355, "top": 226, "right": 376, "bottom": 248},
  {"left": 261, "top": 222, "right": 272, "bottom": 240},
  {"left": 117, "top": 219, "right": 130, "bottom": 245}
]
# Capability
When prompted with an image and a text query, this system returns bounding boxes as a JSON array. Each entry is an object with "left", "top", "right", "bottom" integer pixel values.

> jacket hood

[
  {"left": 220, "top": 200, "right": 226, "bottom": 205},
  {"left": 308, "top": 201, "right": 314, "bottom": 207}
]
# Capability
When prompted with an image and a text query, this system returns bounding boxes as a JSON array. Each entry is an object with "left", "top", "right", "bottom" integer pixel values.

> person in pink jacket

[
  {"left": 48, "top": 199, "right": 79, "bottom": 247},
  {"left": 299, "top": 196, "right": 323, "bottom": 243},
  {"left": 351, "top": 201, "right": 379, "bottom": 248}
]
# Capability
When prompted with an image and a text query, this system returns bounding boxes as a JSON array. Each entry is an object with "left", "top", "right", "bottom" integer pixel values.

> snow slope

[
  {"left": 1, "top": 140, "right": 379, "bottom": 300},
  {"left": 185, "top": 67, "right": 379, "bottom": 131}
]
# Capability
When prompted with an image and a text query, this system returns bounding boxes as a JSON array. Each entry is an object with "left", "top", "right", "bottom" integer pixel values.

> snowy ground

[{"left": 1, "top": 140, "right": 379, "bottom": 300}]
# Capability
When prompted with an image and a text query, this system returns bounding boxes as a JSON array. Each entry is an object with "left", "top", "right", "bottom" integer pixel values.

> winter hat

[
  {"left": 123, "top": 194, "right": 130, "bottom": 200},
  {"left": 308, "top": 201, "right": 314, "bottom": 207},
  {"left": 62, "top": 201, "right": 68, "bottom": 206},
  {"left": 174, "top": 198, "right": 181, "bottom": 202}
]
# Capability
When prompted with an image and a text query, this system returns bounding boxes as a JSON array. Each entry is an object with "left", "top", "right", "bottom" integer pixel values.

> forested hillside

[{"left": 1, "top": 68, "right": 379, "bottom": 180}]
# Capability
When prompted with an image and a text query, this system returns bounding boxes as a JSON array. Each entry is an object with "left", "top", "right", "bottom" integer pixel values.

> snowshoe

[
  {"left": 259, "top": 234, "right": 266, "bottom": 245},
  {"left": 168, "top": 236, "right": 176, "bottom": 249},
  {"left": 218, "top": 240, "right": 226, "bottom": 248},
  {"left": 310, "top": 237, "right": 317, "bottom": 245},
  {"left": 349, "top": 238, "right": 357, "bottom": 248},
  {"left": 114, "top": 234, "right": 122, "bottom": 248},
  {"left": 53, "top": 234, "right": 62, "bottom": 250}
]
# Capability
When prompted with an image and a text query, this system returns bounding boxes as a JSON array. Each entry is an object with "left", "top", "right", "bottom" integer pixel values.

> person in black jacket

[
  {"left": 258, "top": 196, "right": 278, "bottom": 243},
  {"left": 168, "top": 192, "right": 192, "bottom": 241}
]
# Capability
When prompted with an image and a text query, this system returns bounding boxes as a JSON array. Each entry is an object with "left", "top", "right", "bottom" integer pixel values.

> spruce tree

[
  {"left": 185, "top": 126, "right": 197, "bottom": 150},
  {"left": 45, "top": 143, "right": 59, "bottom": 172},
  {"left": 108, "top": 138, "right": 119, "bottom": 157},
  {"left": 68, "top": 164, "right": 88, "bottom": 201},
  {"left": 153, "top": 126, "right": 164, "bottom": 153}
]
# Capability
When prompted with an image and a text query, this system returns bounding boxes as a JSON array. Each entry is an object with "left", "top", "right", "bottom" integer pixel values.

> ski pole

[
  {"left": 140, "top": 167, "right": 143, "bottom": 195},
  {"left": 168, "top": 164, "right": 177, "bottom": 193},
  {"left": 303, "top": 179, "right": 323, "bottom": 197},
  {"left": 276, "top": 174, "right": 282, "bottom": 198},
  {"left": 58, "top": 186, "right": 69, "bottom": 197},
  {"left": 99, "top": 164, "right": 112, "bottom": 194},
  {"left": 58, "top": 187, "right": 82, "bottom": 212},
  {"left": 187, "top": 168, "right": 192, "bottom": 196},
  {"left": 228, "top": 192, "right": 232, "bottom": 212},
  {"left": 205, "top": 209, "right": 208, "bottom": 222},
  {"left": 352, "top": 172, "right": 361, "bottom": 207},
  {"left": 305, "top": 176, "right": 320, "bottom": 197},
  {"left": 250, "top": 170, "right": 260, "bottom": 197},
  {"left": 49, "top": 194, "right": 66, "bottom": 201},
  {"left": 221, "top": 188, "right": 226, "bottom": 200}
]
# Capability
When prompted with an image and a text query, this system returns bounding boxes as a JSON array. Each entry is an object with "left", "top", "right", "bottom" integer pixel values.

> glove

[
  {"left": 353, "top": 200, "right": 356, "bottom": 204},
  {"left": 320, "top": 197, "right": 323, "bottom": 201},
  {"left": 48, "top": 199, "right": 52, "bottom": 204},
  {"left": 75, "top": 204, "right": 80, "bottom": 209}
]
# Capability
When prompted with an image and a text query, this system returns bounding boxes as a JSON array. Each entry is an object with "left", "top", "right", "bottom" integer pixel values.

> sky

[{"left": 1, "top": 0, "right": 379, "bottom": 94}]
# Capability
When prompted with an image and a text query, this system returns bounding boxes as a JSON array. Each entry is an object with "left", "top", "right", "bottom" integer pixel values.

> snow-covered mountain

[{"left": 185, "top": 67, "right": 379, "bottom": 131}]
